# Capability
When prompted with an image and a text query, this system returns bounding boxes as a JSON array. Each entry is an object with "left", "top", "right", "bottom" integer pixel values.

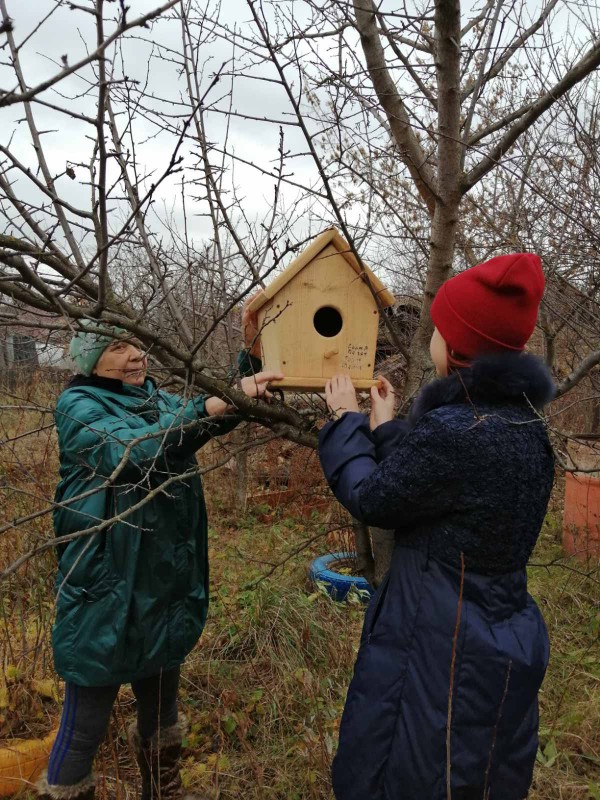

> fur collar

[{"left": 408, "top": 352, "right": 555, "bottom": 425}]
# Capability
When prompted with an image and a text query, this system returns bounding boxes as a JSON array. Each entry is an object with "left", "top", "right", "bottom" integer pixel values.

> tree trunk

[
  {"left": 404, "top": 0, "right": 463, "bottom": 400},
  {"left": 404, "top": 199, "right": 462, "bottom": 398},
  {"left": 353, "top": 519, "right": 375, "bottom": 588},
  {"left": 376, "top": 0, "right": 465, "bottom": 573},
  {"left": 371, "top": 527, "right": 395, "bottom": 587},
  {"left": 0, "top": 334, "right": 7, "bottom": 388}
]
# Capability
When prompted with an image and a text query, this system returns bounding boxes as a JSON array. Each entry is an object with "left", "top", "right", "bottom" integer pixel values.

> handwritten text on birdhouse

[{"left": 341, "top": 343, "right": 370, "bottom": 371}]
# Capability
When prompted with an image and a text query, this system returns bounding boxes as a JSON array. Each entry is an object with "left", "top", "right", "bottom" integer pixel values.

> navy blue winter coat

[{"left": 318, "top": 353, "right": 555, "bottom": 800}]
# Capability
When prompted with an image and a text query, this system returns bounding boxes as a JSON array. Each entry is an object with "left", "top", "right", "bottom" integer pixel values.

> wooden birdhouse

[{"left": 247, "top": 228, "right": 395, "bottom": 391}]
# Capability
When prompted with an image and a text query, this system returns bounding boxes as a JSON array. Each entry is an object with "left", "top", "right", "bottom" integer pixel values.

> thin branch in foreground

[{"left": 446, "top": 552, "right": 465, "bottom": 799}]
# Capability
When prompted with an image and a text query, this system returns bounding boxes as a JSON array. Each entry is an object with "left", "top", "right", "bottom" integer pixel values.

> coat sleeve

[
  {"left": 56, "top": 391, "right": 233, "bottom": 479},
  {"left": 318, "top": 410, "right": 460, "bottom": 530},
  {"left": 152, "top": 347, "right": 264, "bottom": 456},
  {"left": 237, "top": 348, "right": 262, "bottom": 376},
  {"left": 161, "top": 390, "right": 240, "bottom": 457},
  {"left": 372, "top": 418, "right": 411, "bottom": 461}
]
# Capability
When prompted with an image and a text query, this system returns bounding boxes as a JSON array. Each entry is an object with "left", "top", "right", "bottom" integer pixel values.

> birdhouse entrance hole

[{"left": 314, "top": 306, "right": 343, "bottom": 338}]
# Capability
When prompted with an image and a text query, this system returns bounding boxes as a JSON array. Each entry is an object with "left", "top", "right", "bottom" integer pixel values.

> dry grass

[
  {"left": 0, "top": 376, "right": 598, "bottom": 799},
  {"left": 528, "top": 516, "right": 600, "bottom": 800}
]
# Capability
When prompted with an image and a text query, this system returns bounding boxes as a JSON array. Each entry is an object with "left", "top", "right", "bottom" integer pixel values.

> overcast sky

[
  {"left": 1, "top": 0, "right": 328, "bottom": 258},
  {"left": 0, "top": 0, "right": 587, "bottom": 283}
]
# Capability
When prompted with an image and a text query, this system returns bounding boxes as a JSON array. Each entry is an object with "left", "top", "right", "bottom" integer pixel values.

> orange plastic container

[
  {"left": 0, "top": 730, "right": 56, "bottom": 797},
  {"left": 562, "top": 472, "right": 600, "bottom": 561}
]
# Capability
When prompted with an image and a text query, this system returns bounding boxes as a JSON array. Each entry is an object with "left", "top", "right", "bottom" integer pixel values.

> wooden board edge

[
  {"left": 330, "top": 231, "right": 395, "bottom": 308},
  {"left": 247, "top": 290, "right": 268, "bottom": 315},
  {"left": 271, "top": 377, "right": 381, "bottom": 391}
]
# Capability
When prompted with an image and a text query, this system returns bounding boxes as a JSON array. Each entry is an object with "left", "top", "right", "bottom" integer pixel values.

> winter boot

[
  {"left": 36, "top": 772, "right": 95, "bottom": 800},
  {"left": 128, "top": 720, "right": 206, "bottom": 800}
]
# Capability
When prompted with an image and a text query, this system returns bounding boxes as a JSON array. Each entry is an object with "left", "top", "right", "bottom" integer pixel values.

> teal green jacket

[{"left": 52, "top": 373, "right": 242, "bottom": 686}]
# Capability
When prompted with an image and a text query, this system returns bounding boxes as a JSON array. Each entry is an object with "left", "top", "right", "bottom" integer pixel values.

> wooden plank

[{"left": 271, "top": 376, "right": 382, "bottom": 391}]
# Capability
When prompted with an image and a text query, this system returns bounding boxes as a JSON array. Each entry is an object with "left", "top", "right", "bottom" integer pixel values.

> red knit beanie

[{"left": 430, "top": 253, "right": 544, "bottom": 358}]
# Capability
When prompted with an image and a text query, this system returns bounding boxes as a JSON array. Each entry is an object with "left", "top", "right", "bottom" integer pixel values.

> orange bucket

[
  {"left": 0, "top": 730, "right": 56, "bottom": 797},
  {"left": 563, "top": 471, "right": 600, "bottom": 561}
]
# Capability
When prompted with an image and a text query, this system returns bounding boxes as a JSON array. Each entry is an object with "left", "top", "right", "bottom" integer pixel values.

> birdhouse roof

[{"left": 247, "top": 228, "right": 396, "bottom": 314}]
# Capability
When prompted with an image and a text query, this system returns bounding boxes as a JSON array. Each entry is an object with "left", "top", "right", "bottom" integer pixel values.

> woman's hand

[
  {"left": 241, "top": 371, "right": 284, "bottom": 400},
  {"left": 242, "top": 292, "right": 263, "bottom": 357},
  {"left": 325, "top": 374, "right": 360, "bottom": 419},
  {"left": 205, "top": 371, "right": 284, "bottom": 416},
  {"left": 369, "top": 376, "right": 396, "bottom": 430}
]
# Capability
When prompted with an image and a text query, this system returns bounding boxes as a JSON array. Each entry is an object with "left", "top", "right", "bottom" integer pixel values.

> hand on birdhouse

[
  {"left": 325, "top": 374, "right": 360, "bottom": 419},
  {"left": 370, "top": 376, "right": 396, "bottom": 430},
  {"left": 242, "top": 292, "right": 263, "bottom": 357},
  {"left": 241, "top": 371, "right": 284, "bottom": 401}
]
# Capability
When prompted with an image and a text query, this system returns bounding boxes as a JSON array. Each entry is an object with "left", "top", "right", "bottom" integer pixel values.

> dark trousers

[{"left": 47, "top": 667, "right": 180, "bottom": 786}]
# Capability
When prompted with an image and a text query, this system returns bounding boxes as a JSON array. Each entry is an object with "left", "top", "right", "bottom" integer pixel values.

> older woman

[{"left": 38, "top": 316, "right": 278, "bottom": 800}]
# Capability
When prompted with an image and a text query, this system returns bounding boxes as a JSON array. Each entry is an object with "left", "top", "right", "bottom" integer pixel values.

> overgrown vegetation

[{"left": 0, "top": 382, "right": 598, "bottom": 799}]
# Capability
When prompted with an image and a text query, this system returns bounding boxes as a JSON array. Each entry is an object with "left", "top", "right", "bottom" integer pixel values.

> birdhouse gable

[
  {"left": 247, "top": 228, "right": 395, "bottom": 314},
  {"left": 248, "top": 228, "right": 394, "bottom": 391}
]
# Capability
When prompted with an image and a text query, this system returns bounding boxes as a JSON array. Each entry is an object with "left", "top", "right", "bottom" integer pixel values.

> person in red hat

[{"left": 318, "top": 254, "right": 555, "bottom": 800}]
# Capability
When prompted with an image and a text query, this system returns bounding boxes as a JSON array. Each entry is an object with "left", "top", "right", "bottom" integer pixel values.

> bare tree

[{"left": 1, "top": 0, "right": 600, "bottom": 582}]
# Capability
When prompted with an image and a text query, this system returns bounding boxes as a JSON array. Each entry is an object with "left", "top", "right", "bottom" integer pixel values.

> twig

[{"left": 446, "top": 552, "right": 465, "bottom": 799}]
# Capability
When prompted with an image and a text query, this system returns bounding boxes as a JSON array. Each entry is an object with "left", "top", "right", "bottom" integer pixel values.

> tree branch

[
  {"left": 0, "top": 0, "right": 180, "bottom": 107},
  {"left": 555, "top": 350, "right": 600, "bottom": 398},
  {"left": 463, "top": 38, "right": 600, "bottom": 192},
  {"left": 461, "top": 0, "right": 561, "bottom": 102},
  {"left": 352, "top": 0, "right": 437, "bottom": 214}
]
